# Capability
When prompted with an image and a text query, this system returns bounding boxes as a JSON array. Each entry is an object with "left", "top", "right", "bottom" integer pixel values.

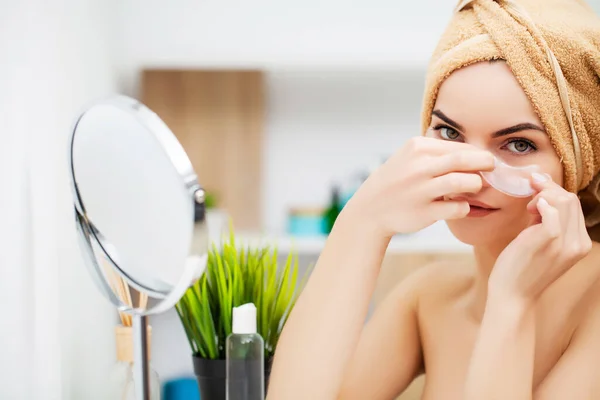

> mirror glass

[{"left": 69, "top": 95, "right": 207, "bottom": 314}]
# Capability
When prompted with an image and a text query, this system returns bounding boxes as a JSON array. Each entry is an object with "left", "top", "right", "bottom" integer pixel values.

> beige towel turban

[{"left": 421, "top": 0, "right": 600, "bottom": 238}]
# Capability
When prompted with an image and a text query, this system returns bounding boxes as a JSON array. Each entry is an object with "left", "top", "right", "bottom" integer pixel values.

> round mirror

[{"left": 68, "top": 94, "right": 208, "bottom": 399}]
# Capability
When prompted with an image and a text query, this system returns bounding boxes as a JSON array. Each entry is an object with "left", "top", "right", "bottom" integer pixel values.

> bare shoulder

[
  {"left": 574, "top": 243, "right": 600, "bottom": 324},
  {"left": 561, "top": 242, "right": 600, "bottom": 322},
  {"left": 550, "top": 242, "right": 600, "bottom": 344},
  {"left": 533, "top": 244, "right": 600, "bottom": 397}
]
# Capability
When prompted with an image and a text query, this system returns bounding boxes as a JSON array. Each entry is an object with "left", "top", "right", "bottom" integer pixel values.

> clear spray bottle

[{"left": 226, "top": 303, "right": 265, "bottom": 400}]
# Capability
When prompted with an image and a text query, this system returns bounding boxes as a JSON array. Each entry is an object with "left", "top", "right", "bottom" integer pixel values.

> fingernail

[
  {"left": 532, "top": 172, "right": 549, "bottom": 183},
  {"left": 538, "top": 197, "right": 549, "bottom": 207}
]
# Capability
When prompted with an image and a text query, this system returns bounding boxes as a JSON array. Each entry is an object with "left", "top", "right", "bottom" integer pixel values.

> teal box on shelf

[
  {"left": 287, "top": 208, "right": 326, "bottom": 236},
  {"left": 163, "top": 377, "right": 199, "bottom": 400}
]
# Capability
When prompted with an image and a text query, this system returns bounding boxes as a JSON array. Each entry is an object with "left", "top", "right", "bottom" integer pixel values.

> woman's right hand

[{"left": 344, "top": 136, "right": 495, "bottom": 238}]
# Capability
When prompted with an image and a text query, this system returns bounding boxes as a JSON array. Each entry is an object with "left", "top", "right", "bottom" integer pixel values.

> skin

[{"left": 267, "top": 61, "right": 600, "bottom": 400}]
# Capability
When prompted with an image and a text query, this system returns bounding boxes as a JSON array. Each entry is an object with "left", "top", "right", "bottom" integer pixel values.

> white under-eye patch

[{"left": 480, "top": 157, "right": 540, "bottom": 197}]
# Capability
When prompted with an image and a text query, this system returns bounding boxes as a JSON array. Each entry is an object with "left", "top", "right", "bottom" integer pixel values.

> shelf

[{"left": 210, "top": 222, "right": 472, "bottom": 255}]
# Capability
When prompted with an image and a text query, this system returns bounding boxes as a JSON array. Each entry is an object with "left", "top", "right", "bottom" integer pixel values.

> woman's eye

[
  {"left": 506, "top": 139, "right": 535, "bottom": 154},
  {"left": 440, "top": 127, "right": 460, "bottom": 140}
]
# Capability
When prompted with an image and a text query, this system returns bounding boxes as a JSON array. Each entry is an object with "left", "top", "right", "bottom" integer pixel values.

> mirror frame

[{"left": 68, "top": 94, "right": 207, "bottom": 316}]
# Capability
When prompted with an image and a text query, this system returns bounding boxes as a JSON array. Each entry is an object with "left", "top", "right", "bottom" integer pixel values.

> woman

[{"left": 268, "top": 0, "right": 600, "bottom": 399}]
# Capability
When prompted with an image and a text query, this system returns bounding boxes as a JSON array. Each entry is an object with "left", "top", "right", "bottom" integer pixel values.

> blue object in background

[
  {"left": 287, "top": 208, "right": 326, "bottom": 236},
  {"left": 163, "top": 378, "right": 200, "bottom": 400}
]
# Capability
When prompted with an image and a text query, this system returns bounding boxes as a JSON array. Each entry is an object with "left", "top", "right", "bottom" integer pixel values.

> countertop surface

[{"left": 201, "top": 221, "right": 472, "bottom": 254}]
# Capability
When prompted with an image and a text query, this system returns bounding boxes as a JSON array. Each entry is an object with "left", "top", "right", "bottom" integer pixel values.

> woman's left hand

[{"left": 488, "top": 172, "right": 592, "bottom": 305}]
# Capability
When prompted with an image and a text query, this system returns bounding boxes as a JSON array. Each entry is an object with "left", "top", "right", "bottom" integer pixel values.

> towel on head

[{"left": 421, "top": 0, "right": 600, "bottom": 237}]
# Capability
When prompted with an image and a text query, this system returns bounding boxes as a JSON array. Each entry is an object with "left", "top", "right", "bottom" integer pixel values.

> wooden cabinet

[{"left": 140, "top": 69, "right": 264, "bottom": 231}]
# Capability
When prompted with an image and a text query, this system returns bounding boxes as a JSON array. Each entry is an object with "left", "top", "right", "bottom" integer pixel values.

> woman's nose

[{"left": 480, "top": 172, "right": 492, "bottom": 189}]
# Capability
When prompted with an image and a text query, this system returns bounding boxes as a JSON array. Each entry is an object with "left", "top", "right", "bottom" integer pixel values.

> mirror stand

[{"left": 133, "top": 314, "right": 150, "bottom": 400}]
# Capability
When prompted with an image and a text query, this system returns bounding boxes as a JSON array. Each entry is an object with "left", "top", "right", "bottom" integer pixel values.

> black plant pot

[{"left": 193, "top": 355, "right": 273, "bottom": 400}]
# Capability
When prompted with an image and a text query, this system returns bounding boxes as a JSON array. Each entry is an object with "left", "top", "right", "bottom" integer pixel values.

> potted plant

[{"left": 175, "top": 228, "right": 311, "bottom": 399}]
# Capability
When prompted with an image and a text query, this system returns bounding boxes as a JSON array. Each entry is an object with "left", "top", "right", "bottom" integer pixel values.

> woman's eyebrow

[
  {"left": 491, "top": 123, "right": 545, "bottom": 138},
  {"left": 433, "top": 109, "right": 545, "bottom": 137},
  {"left": 432, "top": 109, "right": 464, "bottom": 131}
]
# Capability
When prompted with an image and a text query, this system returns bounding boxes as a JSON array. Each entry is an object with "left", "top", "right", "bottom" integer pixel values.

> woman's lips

[
  {"left": 450, "top": 197, "right": 500, "bottom": 217},
  {"left": 467, "top": 205, "right": 499, "bottom": 217}
]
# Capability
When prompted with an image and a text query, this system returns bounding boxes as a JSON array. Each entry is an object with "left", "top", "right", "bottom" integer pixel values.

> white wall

[
  {"left": 114, "top": 0, "right": 454, "bottom": 94},
  {"left": 0, "top": 1, "right": 119, "bottom": 398},
  {"left": 52, "top": 3, "right": 121, "bottom": 397}
]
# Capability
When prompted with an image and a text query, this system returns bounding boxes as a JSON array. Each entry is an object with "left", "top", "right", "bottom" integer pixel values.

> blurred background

[{"left": 2, "top": 1, "right": 600, "bottom": 399}]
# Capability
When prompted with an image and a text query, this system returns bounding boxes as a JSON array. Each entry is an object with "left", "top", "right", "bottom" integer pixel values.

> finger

[
  {"left": 537, "top": 198, "right": 561, "bottom": 239},
  {"left": 526, "top": 184, "right": 566, "bottom": 214},
  {"left": 527, "top": 194, "right": 542, "bottom": 214},
  {"left": 526, "top": 199, "right": 542, "bottom": 225},
  {"left": 528, "top": 185, "right": 576, "bottom": 227},
  {"left": 537, "top": 195, "right": 590, "bottom": 271},
  {"left": 527, "top": 189, "right": 549, "bottom": 214},
  {"left": 530, "top": 172, "right": 557, "bottom": 191},
  {"left": 527, "top": 200, "right": 543, "bottom": 216},
  {"left": 427, "top": 172, "right": 483, "bottom": 198},
  {"left": 427, "top": 199, "right": 470, "bottom": 221},
  {"left": 427, "top": 150, "right": 496, "bottom": 177},
  {"left": 410, "top": 136, "right": 483, "bottom": 155},
  {"left": 557, "top": 191, "right": 585, "bottom": 238}
]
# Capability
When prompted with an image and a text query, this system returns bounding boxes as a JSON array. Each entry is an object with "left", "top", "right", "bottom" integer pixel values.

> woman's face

[{"left": 427, "top": 61, "right": 563, "bottom": 248}]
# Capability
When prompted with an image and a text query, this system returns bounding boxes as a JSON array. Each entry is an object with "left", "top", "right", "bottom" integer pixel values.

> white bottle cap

[{"left": 232, "top": 303, "right": 257, "bottom": 334}]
